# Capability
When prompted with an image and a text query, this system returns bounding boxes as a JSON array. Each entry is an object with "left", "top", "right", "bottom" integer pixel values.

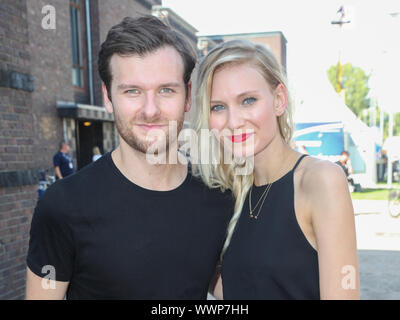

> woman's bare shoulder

[{"left": 298, "top": 156, "right": 347, "bottom": 192}]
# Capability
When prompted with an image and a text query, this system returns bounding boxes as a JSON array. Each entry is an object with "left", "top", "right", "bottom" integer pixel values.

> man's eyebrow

[
  {"left": 159, "top": 82, "right": 182, "bottom": 88},
  {"left": 116, "top": 83, "right": 140, "bottom": 91},
  {"left": 116, "top": 82, "right": 183, "bottom": 91}
]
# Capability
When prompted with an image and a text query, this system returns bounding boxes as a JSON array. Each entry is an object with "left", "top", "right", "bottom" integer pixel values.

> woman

[
  {"left": 192, "top": 39, "right": 359, "bottom": 300},
  {"left": 92, "top": 146, "right": 102, "bottom": 162}
]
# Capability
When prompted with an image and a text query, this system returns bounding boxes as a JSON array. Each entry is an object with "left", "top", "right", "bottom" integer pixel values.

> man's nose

[{"left": 142, "top": 92, "right": 161, "bottom": 120}]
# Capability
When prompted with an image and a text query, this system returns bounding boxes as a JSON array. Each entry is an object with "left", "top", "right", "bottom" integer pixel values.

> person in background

[
  {"left": 53, "top": 141, "right": 75, "bottom": 180},
  {"left": 336, "top": 150, "right": 354, "bottom": 187},
  {"left": 92, "top": 146, "right": 102, "bottom": 162},
  {"left": 377, "top": 149, "right": 388, "bottom": 182}
]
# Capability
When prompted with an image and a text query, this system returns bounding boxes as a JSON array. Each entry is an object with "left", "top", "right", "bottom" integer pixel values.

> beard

[{"left": 114, "top": 109, "right": 184, "bottom": 156}]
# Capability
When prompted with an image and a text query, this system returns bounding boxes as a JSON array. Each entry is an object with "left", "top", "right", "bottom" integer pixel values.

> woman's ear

[
  {"left": 102, "top": 83, "right": 114, "bottom": 114},
  {"left": 274, "top": 83, "right": 287, "bottom": 117}
]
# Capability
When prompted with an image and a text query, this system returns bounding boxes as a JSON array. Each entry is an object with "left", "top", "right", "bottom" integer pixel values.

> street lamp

[{"left": 331, "top": 5, "right": 351, "bottom": 95}]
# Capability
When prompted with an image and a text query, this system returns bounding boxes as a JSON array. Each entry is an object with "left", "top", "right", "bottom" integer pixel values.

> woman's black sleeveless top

[{"left": 222, "top": 155, "right": 320, "bottom": 300}]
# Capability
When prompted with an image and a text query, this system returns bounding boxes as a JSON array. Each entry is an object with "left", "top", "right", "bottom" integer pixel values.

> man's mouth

[{"left": 137, "top": 124, "right": 165, "bottom": 131}]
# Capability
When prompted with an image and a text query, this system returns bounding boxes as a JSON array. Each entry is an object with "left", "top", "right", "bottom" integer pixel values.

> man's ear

[
  {"left": 274, "top": 83, "right": 287, "bottom": 117},
  {"left": 184, "top": 81, "right": 192, "bottom": 113},
  {"left": 102, "top": 83, "right": 113, "bottom": 114}
]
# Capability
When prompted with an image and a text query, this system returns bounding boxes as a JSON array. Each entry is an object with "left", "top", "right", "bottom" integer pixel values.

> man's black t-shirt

[{"left": 27, "top": 151, "right": 233, "bottom": 299}]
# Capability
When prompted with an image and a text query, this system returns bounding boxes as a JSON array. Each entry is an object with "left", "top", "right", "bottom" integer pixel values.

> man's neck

[{"left": 111, "top": 144, "right": 188, "bottom": 191}]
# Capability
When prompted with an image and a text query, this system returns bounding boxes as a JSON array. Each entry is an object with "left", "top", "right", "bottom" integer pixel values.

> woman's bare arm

[{"left": 303, "top": 161, "right": 360, "bottom": 299}]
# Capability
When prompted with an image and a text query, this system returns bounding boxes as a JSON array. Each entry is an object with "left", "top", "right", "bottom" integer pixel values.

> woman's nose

[{"left": 227, "top": 107, "right": 245, "bottom": 131}]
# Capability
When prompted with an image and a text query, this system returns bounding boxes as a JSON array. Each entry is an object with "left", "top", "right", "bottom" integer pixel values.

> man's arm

[
  {"left": 212, "top": 275, "right": 223, "bottom": 300},
  {"left": 26, "top": 267, "right": 69, "bottom": 300},
  {"left": 208, "top": 265, "right": 223, "bottom": 300},
  {"left": 54, "top": 166, "right": 63, "bottom": 179}
]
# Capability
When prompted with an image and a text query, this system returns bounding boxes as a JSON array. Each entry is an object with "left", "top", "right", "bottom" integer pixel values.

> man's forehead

[
  {"left": 109, "top": 47, "right": 185, "bottom": 85},
  {"left": 110, "top": 46, "right": 183, "bottom": 70}
]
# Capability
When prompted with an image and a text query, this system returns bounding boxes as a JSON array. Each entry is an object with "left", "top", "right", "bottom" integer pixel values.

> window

[{"left": 70, "top": 0, "right": 84, "bottom": 88}]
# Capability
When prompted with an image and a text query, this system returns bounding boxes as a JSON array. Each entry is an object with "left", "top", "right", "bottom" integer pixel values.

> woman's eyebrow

[
  {"left": 237, "top": 90, "right": 259, "bottom": 98},
  {"left": 210, "top": 98, "right": 222, "bottom": 102},
  {"left": 211, "top": 90, "right": 259, "bottom": 104}
]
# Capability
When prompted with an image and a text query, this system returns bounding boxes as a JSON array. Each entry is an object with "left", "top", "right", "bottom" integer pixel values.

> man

[
  {"left": 53, "top": 141, "right": 75, "bottom": 180},
  {"left": 26, "top": 16, "right": 233, "bottom": 299}
]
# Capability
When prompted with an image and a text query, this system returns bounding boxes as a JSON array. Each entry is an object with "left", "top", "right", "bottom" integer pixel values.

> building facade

[
  {"left": 198, "top": 31, "right": 287, "bottom": 71},
  {"left": 0, "top": 0, "right": 197, "bottom": 299}
]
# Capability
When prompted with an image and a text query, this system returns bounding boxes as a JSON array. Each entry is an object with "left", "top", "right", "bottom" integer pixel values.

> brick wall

[
  {"left": 27, "top": 0, "right": 75, "bottom": 170},
  {"left": 0, "top": 185, "right": 36, "bottom": 299},
  {"left": 0, "top": 0, "right": 35, "bottom": 300},
  {"left": 0, "top": 0, "right": 76, "bottom": 300}
]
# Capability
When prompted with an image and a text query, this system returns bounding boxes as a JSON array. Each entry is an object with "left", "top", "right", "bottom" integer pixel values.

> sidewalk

[
  {"left": 354, "top": 199, "right": 400, "bottom": 299},
  {"left": 353, "top": 199, "right": 388, "bottom": 215},
  {"left": 358, "top": 250, "right": 400, "bottom": 299}
]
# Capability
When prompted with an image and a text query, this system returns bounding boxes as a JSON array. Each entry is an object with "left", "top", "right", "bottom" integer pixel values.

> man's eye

[
  {"left": 243, "top": 97, "right": 256, "bottom": 105},
  {"left": 211, "top": 105, "right": 225, "bottom": 112},
  {"left": 126, "top": 89, "right": 140, "bottom": 94},
  {"left": 160, "top": 88, "right": 173, "bottom": 94}
]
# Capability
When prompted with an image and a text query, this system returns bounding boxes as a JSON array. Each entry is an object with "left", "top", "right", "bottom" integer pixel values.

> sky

[{"left": 162, "top": 0, "right": 400, "bottom": 113}]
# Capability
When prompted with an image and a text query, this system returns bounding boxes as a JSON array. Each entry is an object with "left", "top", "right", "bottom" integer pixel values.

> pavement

[{"left": 354, "top": 200, "right": 400, "bottom": 299}]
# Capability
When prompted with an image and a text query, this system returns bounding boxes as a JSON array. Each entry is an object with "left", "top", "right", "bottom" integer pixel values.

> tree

[{"left": 327, "top": 63, "right": 370, "bottom": 118}]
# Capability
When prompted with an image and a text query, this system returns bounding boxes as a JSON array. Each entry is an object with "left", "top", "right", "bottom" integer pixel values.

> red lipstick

[{"left": 230, "top": 133, "right": 253, "bottom": 143}]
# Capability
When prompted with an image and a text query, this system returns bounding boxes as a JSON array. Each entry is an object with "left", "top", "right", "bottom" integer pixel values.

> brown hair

[{"left": 98, "top": 15, "right": 197, "bottom": 101}]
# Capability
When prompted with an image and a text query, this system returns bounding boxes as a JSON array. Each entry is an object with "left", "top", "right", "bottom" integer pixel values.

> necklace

[
  {"left": 249, "top": 152, "right": 296, "bottom": 219},
  {"left": 249, "top": 181, "right": 273, "bottom": 219}
]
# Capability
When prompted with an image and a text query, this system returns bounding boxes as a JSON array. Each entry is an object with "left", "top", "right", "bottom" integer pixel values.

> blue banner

[{"left": 293, "top": 122, "right": 344, "bottom": 156}]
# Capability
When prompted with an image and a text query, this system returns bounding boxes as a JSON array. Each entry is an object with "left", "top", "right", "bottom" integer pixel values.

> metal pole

[
  {"left": 380, "top": 107, "right": 384, "bottom": 145},
  {"left": 387, "top": 111, "right": 394, "bottom": 188}
]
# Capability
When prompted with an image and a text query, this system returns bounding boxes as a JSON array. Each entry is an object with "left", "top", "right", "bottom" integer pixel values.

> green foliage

[
  {"left": 327, "top": 63, "right": 370, "bottom": 117},
  {"left": 351, "top": 188, "right": 389, "bottom": 200},
  {"left": 328, "top": 63, "right": 400, "bottom": 143}
]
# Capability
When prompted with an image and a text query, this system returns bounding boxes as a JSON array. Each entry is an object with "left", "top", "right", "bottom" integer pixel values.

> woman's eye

[
  {"left": 160, "top": 88, "right": 173, "bottom": 94},
  {"left": 211, "top": 105, "right": 225, "bottom": 112},
  {"left": 243, "top": 97, "right": 256, "bottom": 105}
]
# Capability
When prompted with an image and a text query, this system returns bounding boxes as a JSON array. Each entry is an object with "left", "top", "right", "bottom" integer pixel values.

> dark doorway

[{"left": 76, "top": 120, "right": 103, "bottom": 170}]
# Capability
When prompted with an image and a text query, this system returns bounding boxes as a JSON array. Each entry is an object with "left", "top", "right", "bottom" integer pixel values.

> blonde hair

[{"left": 191, "top": 39, "right": 294, "bottom": 258}]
